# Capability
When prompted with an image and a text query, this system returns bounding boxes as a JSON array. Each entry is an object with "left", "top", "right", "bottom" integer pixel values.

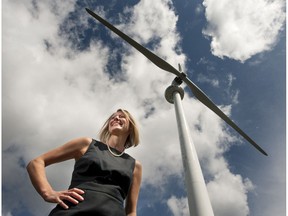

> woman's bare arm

[
  {"left": 125, "top": 160, "right": 142, "bottom": 216},
  {"left": 26, "top": 137, "right": 92, "bottom": 209}
]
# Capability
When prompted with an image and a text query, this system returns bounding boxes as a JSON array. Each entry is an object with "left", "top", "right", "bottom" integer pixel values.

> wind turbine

[{"left": 85, "top": 8, "right": 268, "bottom": 216}]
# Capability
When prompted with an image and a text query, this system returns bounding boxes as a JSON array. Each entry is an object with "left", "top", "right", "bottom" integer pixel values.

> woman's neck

[{"left": 107, "top": 135, "right": 127, "bottom": 152}]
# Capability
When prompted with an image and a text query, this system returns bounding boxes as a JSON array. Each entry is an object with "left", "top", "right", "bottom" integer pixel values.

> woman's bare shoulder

[
  {"left": 74, "top": 137, "right": 93, "bottom": 145},
  {"left": 73, "top": 137, "right": 93, "bottom": 159},
  {"left": 134, "top": 160, "right": 142, "bottom": 173}
]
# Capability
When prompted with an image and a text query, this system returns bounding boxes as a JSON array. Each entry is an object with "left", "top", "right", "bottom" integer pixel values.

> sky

[{"left": 2, "top": 0, "right": 286, "bottom": 216}]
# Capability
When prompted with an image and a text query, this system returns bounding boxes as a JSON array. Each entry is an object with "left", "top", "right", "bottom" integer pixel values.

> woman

[{"left": 27, "top": 109, "right": 142, "bottom": 216}]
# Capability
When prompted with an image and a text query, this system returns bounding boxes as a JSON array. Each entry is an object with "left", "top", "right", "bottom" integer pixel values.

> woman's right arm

[{"left": 26, "top": 137, "right": 92, "bottom": 209}]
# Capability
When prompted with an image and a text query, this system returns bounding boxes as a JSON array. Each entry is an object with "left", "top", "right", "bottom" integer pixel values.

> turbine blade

[
  {"left": 86, "top": 8, "right": 268, "bottom": 156},
  {"left": 182, "top": 76, "right": 268, "bottom": 156},
  {"left": 86, "top": 8, "right": 180, "bottom": 77}
]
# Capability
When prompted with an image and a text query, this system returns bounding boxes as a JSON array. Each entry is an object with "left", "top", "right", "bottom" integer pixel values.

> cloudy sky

[{"left": 2, "top": 0, "right": 286, "bottom": 216}]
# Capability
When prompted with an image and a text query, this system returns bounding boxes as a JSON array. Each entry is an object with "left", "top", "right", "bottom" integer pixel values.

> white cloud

[
  {"left": 167, "top": 196, "right": 189, "bottom": 216},
  {"left": 202, "top": 0, "right": 285, "bottom": 62},
  {"left": 197, "top": 74, "right": 220, "bottom": 87},
  {"left": 207, "top": 169, "right": 254, "bottom": 216},
  {"left": 120, "top": 0, "right": 178, "bottom": 46},
  {"left": 226, "top": 74, "right": 239, "bottom": 105},
  {"left": 3, "top": 0, "right": 256, "bottom": 215}
]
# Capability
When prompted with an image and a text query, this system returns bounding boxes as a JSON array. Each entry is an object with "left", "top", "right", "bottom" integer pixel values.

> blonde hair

[{"left": 99, "top": 109, "right": 140, "bottom": 148}]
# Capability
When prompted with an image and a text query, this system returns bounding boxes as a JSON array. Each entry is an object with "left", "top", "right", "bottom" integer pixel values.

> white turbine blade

[
  {"left": 86, "top": 8, "right": 181, "bottom": 77},
  {"left": 86, "top": 8, "right": 268, "bottom": 156},
  {"left": 182, "top": 76, "right": 268, "bottom": 156}
]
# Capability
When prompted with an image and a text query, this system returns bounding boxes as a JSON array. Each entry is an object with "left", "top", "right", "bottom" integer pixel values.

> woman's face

[{"left": 108, "top": 111, "right": 130, "bottom": 135}]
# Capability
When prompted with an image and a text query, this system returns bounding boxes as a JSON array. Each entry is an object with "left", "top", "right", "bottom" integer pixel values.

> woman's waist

[{"left": 69, "top": 181, "right": 125, "bottom": 202}]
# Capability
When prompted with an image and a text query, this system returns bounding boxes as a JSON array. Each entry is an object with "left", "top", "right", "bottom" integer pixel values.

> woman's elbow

[
  {"left": 26, "top": 158, "right": 43, "bottom": 172},
  {"left": 26, "top": 159, "right": 34, "bottom": 171}
]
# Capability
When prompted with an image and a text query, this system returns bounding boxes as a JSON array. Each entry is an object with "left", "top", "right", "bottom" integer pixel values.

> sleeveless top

[{"left": 68, "top": 139, "right": 136, "bottom": 202}]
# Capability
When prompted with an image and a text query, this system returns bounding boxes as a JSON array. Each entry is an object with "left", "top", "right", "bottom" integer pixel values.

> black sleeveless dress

[{"left": 48, "top": 139, "right": 136, "bottom": 216}]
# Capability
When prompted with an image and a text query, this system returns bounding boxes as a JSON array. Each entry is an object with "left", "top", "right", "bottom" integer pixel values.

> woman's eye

[{"left": 110, "top": 115, "right": 125, "bottom": 120}]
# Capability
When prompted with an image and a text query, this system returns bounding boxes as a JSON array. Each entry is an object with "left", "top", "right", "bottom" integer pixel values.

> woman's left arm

[{"left": 125, "top": 160, "right": 142, "bottom": 216}]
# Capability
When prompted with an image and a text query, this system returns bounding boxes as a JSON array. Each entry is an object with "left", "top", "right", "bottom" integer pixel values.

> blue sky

[{"left": 2, "top": 0, "right": 286, "bottom": 216}]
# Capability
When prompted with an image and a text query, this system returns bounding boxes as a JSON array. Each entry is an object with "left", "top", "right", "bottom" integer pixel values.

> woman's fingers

[
  {"left": 70, "top": 188, "right": 85, "bottom": 195},
  {"left": 58, "top": 188, "right": 85, "bottom": 209},
  {"left": 69, "top": 188, "right": 85, "bottom": 200},
  {"left": 58, "top": 200, "right": 69, "bottom": 210},
  {"left": 67, "top": 188, "right": 85, "bottom": 201}
]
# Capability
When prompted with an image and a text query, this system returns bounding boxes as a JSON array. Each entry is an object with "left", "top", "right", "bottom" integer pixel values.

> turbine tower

[{"left": 85, "top": 8, "right": 268, "bottom": 216}]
